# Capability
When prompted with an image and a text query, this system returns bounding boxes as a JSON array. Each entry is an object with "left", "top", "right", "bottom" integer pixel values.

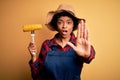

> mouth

[{"left": 61, "top": 30, "right": 68, "bottom": 35}]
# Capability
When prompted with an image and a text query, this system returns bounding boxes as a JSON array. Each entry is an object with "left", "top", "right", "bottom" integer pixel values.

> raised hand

[{"left": 67, "top": 20, "right": 91, "bottom": 58}]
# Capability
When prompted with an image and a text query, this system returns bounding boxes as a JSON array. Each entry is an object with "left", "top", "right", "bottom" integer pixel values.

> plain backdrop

[{"left": 0, "top": 0, "right": 120, "bottom": 80}]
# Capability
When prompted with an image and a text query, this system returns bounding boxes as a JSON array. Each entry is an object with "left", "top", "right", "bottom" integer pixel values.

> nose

[{"left": 62, "top": 22, "right": 67, "bottom": 28}]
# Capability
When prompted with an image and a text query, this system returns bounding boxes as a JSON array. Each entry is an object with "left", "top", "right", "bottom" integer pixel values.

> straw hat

[{"left": 46, "top": 4, "right": 80, "bottom": 31}]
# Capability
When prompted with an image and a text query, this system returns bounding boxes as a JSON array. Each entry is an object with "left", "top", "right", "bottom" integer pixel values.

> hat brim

[{"left": 46, "top": 10, "right": 81, "bottom": 31}]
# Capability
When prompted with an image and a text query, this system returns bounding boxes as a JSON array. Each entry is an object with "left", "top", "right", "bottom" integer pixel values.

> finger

[
  {"left": 81, "top": 20, "right": 85, "bottom": 38},
  {"left": 77, "top": 21, "right": 84, "bottom": 38},
  {"left": 86, "top": 29, "right": 89, "bottom": 40},
  {"left": 77, "top": 22, "right": 81, "bottom": 38},
  {"left": 29, "top": 42, "right": 36, "bottom": 48},
  {"left": 29, "top": 47, "right": 37, "bottom": 55},
  {"left": 84, "top": 23, "right": 87, "bottom": 39},
  {"left": 67, "top": 42, "right": 76, "bottom": 51},
  {"left": 29, "top": 42, "right": 33, "bottom": 47},
  {"left": 28, "top": 42, "right": 37, "bottom": 53}
]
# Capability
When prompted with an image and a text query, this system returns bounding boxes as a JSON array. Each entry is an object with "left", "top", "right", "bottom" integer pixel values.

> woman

[{"left": 28, "top": 4, "right": 95, "bottom": 80}]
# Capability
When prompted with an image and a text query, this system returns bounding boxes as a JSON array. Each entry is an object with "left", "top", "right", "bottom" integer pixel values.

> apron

[{"left": 44, "top": 46, "right": 82, "bottom": 80}]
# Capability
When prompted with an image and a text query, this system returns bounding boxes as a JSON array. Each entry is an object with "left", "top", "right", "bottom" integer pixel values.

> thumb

[{"left": 67, "top": 42, "right": 76, "bottom": 51}]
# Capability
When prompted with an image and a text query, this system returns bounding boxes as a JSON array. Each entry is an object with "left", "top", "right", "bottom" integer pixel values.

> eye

[
  {"left": 67, "top": 21, "right": 72, "bottom": 24},
  {"left": 57, "top": 21, "right": 63, "bottom": 25}
]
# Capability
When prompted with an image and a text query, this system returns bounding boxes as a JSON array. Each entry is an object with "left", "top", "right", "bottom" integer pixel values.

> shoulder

[
  {"left": 40, "top": 39, "right": 51, "bottom": 52},
  {"left": 42, "top": 39, "right": 50, "bottom": 47},
  {"left": 41, "top": 38, "right": 56, "bottom": 52},
  {"left": 41, "top": 38, "right": 54, "bottom": 47}
]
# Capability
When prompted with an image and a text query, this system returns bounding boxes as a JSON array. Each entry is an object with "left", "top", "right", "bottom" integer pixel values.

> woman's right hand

[{"left": 28, "top": 42, "right": 37, "bottom": 62}]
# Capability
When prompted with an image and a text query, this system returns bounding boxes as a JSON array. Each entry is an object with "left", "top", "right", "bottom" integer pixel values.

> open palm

[{"left": 67, "top": 20, "right": 91, "bottom": 58}]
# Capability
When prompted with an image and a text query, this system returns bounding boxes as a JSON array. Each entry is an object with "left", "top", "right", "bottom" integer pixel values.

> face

[{"left": 57, "top": 16, "right": 74, "bottom": 38}]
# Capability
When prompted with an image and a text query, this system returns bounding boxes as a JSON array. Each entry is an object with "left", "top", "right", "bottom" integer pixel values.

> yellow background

[{"left": 0, "top": 0, "right": 120, "bottom": 80}]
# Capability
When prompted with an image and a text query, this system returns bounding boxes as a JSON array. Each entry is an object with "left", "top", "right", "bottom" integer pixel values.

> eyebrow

[{"left": 58, "top": 18, "right": 73, "bottom": 22}]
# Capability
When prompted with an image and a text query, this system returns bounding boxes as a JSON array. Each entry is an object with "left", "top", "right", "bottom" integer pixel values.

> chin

[{"left": 61, "top": 34, "right": 70, "bottom": 38}]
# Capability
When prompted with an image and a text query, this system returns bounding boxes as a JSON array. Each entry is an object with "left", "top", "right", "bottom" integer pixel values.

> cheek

[
  {"left": 68, "top": 26, "right": 74, "bottom": 33},
  {"left": 70, "top": 25, "right": 74, "bottom": 31},
  {"left": 57, "top": 26, "right": 61, "bottom": 31}
]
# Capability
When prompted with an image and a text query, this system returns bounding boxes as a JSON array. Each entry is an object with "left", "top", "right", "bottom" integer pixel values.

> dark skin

[
  {"left": 28, "top": 16, "right": 91, "bottom": 62},
  {"left": 67, "top": 20, "right": 91, "bottom": 58}
]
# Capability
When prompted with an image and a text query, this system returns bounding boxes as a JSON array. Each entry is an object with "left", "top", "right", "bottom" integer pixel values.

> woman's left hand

[{"left": 67, "top": 20, "right": 91, "bottom": 58}]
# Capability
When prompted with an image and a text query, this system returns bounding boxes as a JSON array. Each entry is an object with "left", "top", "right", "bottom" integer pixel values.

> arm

[
  {"left": 67, "top": 20, "right": 95, "bottom": 62},
  {"left": 84, "top": 45, "right": 96, "bottom": 63},
  {"left": 29, "top": 40, "right": 49, "bottom": 80}
]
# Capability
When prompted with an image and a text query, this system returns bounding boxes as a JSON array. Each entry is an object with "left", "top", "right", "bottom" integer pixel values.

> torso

[{"left": 44, "top": 46, "right": 82, "bottom": 80}]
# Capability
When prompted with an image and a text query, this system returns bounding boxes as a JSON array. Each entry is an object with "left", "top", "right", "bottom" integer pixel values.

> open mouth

[
  {"left": 61, "top": 30, "right": 68, "bottom": 35},
  {"left": 62, "top": 30, "right": 67, "bottom": 32}
]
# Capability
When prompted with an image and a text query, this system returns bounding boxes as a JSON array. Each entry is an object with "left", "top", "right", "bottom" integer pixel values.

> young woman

[{"left": 28, "top": 4, "right": 95, "bottom": 80}]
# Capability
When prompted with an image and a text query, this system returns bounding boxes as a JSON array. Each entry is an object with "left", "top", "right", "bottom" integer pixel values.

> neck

[
  {"left": 59, "top": 33, "right": 71, "bottom": 41},
  {"left": 56, "top": 34, "right": 71, "bottom": 48}
]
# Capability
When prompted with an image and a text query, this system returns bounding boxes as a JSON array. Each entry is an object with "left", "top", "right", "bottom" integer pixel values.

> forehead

[{"left": 58, "top": 16, "right": 73, "bottom": 21}]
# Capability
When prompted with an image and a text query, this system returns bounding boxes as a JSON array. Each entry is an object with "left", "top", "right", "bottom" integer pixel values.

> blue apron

[{"left": 44, "top": 46, "right": 82, "bottom": 80}]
